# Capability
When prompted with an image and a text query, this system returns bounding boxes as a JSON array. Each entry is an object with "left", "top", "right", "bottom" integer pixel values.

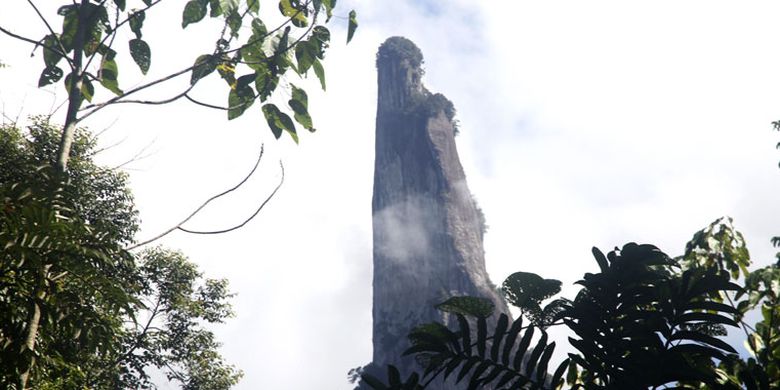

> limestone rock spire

[{"left": 364, "top": 37, "right": 508, "bottom": 388}]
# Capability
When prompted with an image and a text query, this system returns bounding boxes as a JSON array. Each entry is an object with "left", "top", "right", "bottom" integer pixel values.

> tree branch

[
  {"left": 128, "top": 143, "right": 266, "bottom": 250},
  {"left": 0, "top": 25, "right": 70, "bottom": 66},
  {"left": 178, "top": 161, "right": 283, "bottom": 235},
  {"left": 82, "top": 83, "right": 196, "bottom": 109},
  {"left": 77, "top": 65, "right": 194, "bottom": 121}
]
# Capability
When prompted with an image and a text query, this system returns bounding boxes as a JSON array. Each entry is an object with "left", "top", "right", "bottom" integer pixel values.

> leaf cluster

[
  {"left": 27, "top": 0, "right": 357, "bottom": 144},
  {"left": 363, "top": 227, "right": 779, "bottom": 389}
]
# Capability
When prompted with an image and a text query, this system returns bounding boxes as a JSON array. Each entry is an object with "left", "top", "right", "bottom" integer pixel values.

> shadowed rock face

[{"left": 366, "top": 36, "right": 508, "bottom": 387}]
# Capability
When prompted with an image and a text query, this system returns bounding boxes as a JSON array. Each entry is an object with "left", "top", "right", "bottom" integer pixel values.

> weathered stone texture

[{"left": 365, "top": 37, "right": 508, "bottom": 388}]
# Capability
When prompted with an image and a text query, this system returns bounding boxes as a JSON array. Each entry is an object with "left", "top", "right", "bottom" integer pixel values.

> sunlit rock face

[{"left": 363, "top": 36, "right": 508, "bottom": 388}]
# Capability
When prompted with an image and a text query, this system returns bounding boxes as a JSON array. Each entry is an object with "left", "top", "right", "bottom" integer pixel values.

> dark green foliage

[
  {"left": 364, "top": 307, "right": 569, "bottom": 390},
  {"left": 364, "top": 226, "right": 779, "bottom": 389},
  {"left": 0, "top": 118, "right": 138, "bottom": 245},
  {"left": 377, "top": 37, "right": 424, "bottom": 69},
  {"left": 0, "top": 119, "right": 240, "bottom": 389},
  {"left": 502, "top": 271, "right": 564, "bottom": 329},
  {"left": 564, "top": 243, "right": 741, "bottom": 388},
  {"left": 423, "top": 93, "right": 460, "bottom": 135}
]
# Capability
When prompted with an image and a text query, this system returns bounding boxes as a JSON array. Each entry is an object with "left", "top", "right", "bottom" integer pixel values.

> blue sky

[{"left": 3, "top": 1, "right": 780, "bottom": 388}]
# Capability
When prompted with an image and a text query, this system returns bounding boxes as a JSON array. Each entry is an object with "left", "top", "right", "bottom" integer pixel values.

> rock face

[{"left": 367, "top": 37, "right": 508, "bottom": 387}]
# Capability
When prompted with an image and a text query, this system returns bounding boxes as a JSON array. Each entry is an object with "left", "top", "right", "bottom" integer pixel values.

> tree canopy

[{"left": 0, "top": 119, "right": 243, "bottom": 389}]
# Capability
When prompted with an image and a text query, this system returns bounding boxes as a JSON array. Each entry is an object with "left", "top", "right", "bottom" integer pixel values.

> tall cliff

[{"left": 367, "top": 37, "right": 508, "bottom": 387}]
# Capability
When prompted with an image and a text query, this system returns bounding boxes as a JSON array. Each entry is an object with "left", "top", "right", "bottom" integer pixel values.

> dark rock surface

[{"left": 361, "top": 37, "right": 508, "bottom": 388}]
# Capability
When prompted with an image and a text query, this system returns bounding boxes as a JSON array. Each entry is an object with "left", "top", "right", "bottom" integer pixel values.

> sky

[{"left": 3, "top": 1, "right": 780, "bottom": 388}]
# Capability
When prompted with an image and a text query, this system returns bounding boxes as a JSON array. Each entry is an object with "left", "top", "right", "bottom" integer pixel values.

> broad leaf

[
  {"left": 191, "top": 54, "right": 217, "bottom": 85},
  {"left": 262, "top": 103, "right": 297, "bottom": 142},
  {"left": 129, "top": 10, "right": 145, "bottom": 39},
  {"left": 182, "top": 0, "right": 207, "bottom": 28},
  {"left": 98, "top": 57, "right": 122, "bottom": 95},
  {"left": 312, "top": 59, "right": 326, "bottom": 90},
  {"left": 347, "top": 10, "right": 357, "bottom": 43},
  {"left": 436, "top": 296, "right": 494, "bottom": 318},
  {"left": 38, "top": 66, "right": 63, "bottom": 87},
  {"left": 129, "top": 39, "right": 151, "bottom": 74}
]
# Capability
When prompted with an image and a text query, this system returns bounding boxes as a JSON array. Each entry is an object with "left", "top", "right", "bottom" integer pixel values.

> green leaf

[
  {"left": 502, "top": 316, "right": 524, "bottom": 365},
  {"left": 228, "top": 74, "right": 256, "bottom": 120},
  {"left": 387, "top": 365, "right": 401, "bottom": 386},
  {"left": 226, "top": 9, "right": 242, "bottom": 37},
  {"left": 60, "top": 7, "right": 79, "bottom": 51},
  {"left": 457, "top": 314, "right": 471, "bottom": 356},
  {"left": 99, "top": 57, "right": 123, "bottom": 95},
  {"left": 220, "top": 0, "right": 239, "bottom": 13},
  {"left": 311, "top": 26, "right": 330, "bottom": 58},
  {"left": 262, "top": 103, "right": 297, "bottom": 142},
  {"left": 81, "top": 77, "right": 95, "bottom": 102},
  {"left": 288, "top": 84, "right": 313, "bottom": 131},
  {"left": 476, "top": 316, "right": 487, "bottom": 357},
  {"left": 436, "top": 296, "right": 495, "bottom": 318},
  {"left": 312, "top": 59, "right": 326, "bottom": 90},
  {"left": 251, "top": 17, "right": 268, "bottom": 38},
  {"left": 502, "top": 271, "right": 561, "bottom": 312},
  {"left": 676, "top": 312, "right": 738, "bottom": 327},
  {"left": 246, "top": 0, "right": 260, "bottom": 14},
  {"left": 279, "top": 0, "right": 308, "bottom": 27},
  {"left": 525, "top": 331, "right": 549, "bottom": 377},
  {"left": 360, "top": 373, "right": 388, "bottom": 390},
  {"left": 41, "top": 34, "right": 63, "bottom": 68},
  {"left": 129, "top": 10, "right": 145, "bottom": 39},
  {"left": 295, "top": 41, "right": 316, "bottom": 74},
  {"left": 129, "top": 39, "right": 151, "bottom": 75},
  {"left": 347, "top": 10, "right": 358, "bottom": 43},
  {"left": 490, "top": 313, "right": 509, "bottom": 361},
  {"left": 550, "top": 358, "right": 571, "bottom": 389},
  {"left": 209, "top": 0, "right": 224, "bottom": 17},
  {"left": 668, "top": 343, "right": 728, "bottom": 360},
  {"left": 38, "top": 66, "right": 63, "bottom": 87},
  {"left": 182, "top": 0, "right": 207, "bottom": 28},
  {"left": 467, "top": 361, "right": 492, "bottom": 390},
  {"left": 457, "top": 357, "right": 481, "bottom": 384},
  {"left": 322, "top": 0, "right": 335, "bottom": 21},
  {"left": 669, "top": 330, "right": 738, "bottom": 353},
  {"left": 255, "top": 67, "right": 278, "bottom": 102},
  {"left": 191, "top": 54, "right": 217, "bottom": 85},
  {"left": 113, "top": 0, "right": 126, "bottom": 11},
  {"left": 592, "top": 246, "right": 609, "bottom": 272},
  {"left": 513, "top": 326, "right": 535, "bottom": 370}
]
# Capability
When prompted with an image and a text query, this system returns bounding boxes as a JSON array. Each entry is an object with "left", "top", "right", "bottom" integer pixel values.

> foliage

[
  {"left": 363, "top": 217, "right": 780, "bottom": 389},
  {"left": 0, "top": 119, "right": 240, "bottom": 389},
  {"left": 376, "top": 37, "right": 424, "bottom": 69}
]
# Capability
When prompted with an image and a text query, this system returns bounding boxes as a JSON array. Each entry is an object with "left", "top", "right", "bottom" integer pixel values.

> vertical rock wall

[{"left": 367, "top": 37, "right": 508, "bottom": 387}]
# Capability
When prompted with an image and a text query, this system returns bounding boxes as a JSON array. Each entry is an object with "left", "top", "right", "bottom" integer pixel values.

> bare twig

[
  {"left": 111, "top": 138, "right": 157, "bottom": 170},
  {"left": 127, "top": 144, "right": 266, "bottom": 250},
  {"left": 178, "top": 160, "right": 283, "bottom": 235}
]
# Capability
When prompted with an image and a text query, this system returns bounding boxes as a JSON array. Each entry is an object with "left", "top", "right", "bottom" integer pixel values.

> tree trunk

[{"left": 20, "top": 1, "right": 89, "bottom": 387}]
